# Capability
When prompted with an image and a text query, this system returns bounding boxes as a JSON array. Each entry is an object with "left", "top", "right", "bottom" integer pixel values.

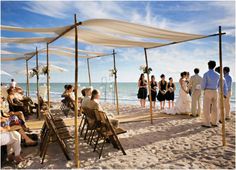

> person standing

[
  {"left": 166, "top": 77, "right": 176, "bottom": 109},
  {"left": 150, "top": 75, "right": 158, "bottom": 108},
  {"left": 10, "top": 79, "right": 16, "bottom": 89},
  {"left": 223, "top": 67, "right": 232, "bottom": 120},
  {"left": 157, "top": 74, "right": 167, "bottom": 110},
  {"left": 186, "top": 72, "right": 191, "bottom": 96},
  {"left": 201, "top": 61, "right": 227, "bottom": 128},
  {"left": 137, "top": 73, "right": 147, "bottom": 107},
  {"left": 189, "top": 68, "right": 203, "bottom": 117}
]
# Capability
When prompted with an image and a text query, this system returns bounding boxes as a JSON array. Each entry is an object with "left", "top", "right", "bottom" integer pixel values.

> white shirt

[{"left": 10, "top": 81, "right": 16, "bottom": 88}]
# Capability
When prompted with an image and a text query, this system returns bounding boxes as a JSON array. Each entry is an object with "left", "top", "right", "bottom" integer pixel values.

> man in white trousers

[{"left": 189, "top": 68, "right": 203, "bottom": 117}]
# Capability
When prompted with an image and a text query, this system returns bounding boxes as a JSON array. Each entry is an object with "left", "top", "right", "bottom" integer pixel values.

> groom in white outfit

[{"left": 189, "top": 68, "right": 203, "bottom": 117}]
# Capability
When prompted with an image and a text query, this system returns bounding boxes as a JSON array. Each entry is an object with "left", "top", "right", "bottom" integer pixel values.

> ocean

[{"left": 16, "top": 82, "right": 236, "bottom": 111}]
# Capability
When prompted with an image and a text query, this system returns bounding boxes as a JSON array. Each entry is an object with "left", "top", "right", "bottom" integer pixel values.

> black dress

[
  {"left": 150, "top": 81, "right": 157, "bottom": 101},
  {"left": 166, "top": 83, "right": 175, "bottom": 101},
  {"left": 137, "top": 80, "right": 147, "bottom": 99},
  {"left": 157, "top": 81, "right": 167, "bottom": 102}
]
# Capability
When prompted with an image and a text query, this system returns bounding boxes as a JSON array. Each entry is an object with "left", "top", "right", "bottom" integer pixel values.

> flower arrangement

[
  {"left": 109, "top": 68, "right": 117, "bottom": 77},
  {"left": 42, "top": 66, "right": 48, "bottom": 75},
  {"left": 139, "top": 65, "right": 152, "bottom": 74}
]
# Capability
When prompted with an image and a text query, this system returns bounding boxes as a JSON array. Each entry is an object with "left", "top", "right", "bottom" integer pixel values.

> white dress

[{"left": 164, "top": 79, "right": 191, "bottom": 115}]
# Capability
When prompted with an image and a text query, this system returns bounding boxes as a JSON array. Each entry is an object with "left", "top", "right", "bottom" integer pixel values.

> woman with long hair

[{"left": 137, "top": 73, "right": 147, "bottom": 107}]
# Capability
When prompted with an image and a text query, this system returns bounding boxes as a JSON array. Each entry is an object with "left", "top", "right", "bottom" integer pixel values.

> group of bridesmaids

[{"left": 137, "top": 73, "right": 176, "bottom": 109}]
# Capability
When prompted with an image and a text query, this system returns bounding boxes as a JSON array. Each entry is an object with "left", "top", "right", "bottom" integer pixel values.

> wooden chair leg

[
  {"left": 40, "top": 129, "right": 50, "bottom": 157},
  {"left": 84, "top": 127, "right": 89, "bottom": 140},
  {"left": 89, "top": 130, "right": 96, "bottom": 145},
  {"left": 93, "top": 134, "right": 100, "bottom": 152},
  {"left": 80, "top": 121, "right": 87, "bottom": 136},
  {"left": 99, "top": 137, "right": 106, "bottom": 159},
  {"left": 78, "top": 115, "right": 84, "bottom": 132},
  {"left": 41, "top": 132, "right": 50, "bottom": 164}
]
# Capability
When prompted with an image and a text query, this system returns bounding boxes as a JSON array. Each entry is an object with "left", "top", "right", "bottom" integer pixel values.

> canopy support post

[
  {"left": 36, "top": 47, "right": 41, "bottom": 120},
  {"left": 74, "top": 14, "right": 80, "bottom": 168},
  {"left": 26, "top": 60, "right": 30, "bottom": 97},
  {"left": 113, "top": 49, "right": 120, "bottom": 115},
  {"left": 144, "top": 48, "right": 153, "bottom": 124},
  {"left": 219, "top": 26, "right": 226, "bottom": 146},
  {"left": 87, "top": 58, "right": 92, "bottom": 86},
  {"left": 46, "top": 43, "right": 50, "bottom": 109}
]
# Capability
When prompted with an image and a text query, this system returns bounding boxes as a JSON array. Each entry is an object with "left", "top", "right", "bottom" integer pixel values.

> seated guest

[
  {"left": 1, "top": 116, "right": 37, "bottom": 147},
  {"left": 1, "top": 97, "right": 30, "bottom": 132},
  {"left": 0, "top": 127, "right": 24, "bottom": 164},
  {"left": 7, "top": 88, "right": 29, "bottom": 118},
  {"left": 88, "top": 89, "right": 119, "bottom": 128},
  {"left": 81, "top": 88, "right": 92, "bottom": 109},
  {"left": 61, "top": 84, "right": 68, "bottom": 98}
]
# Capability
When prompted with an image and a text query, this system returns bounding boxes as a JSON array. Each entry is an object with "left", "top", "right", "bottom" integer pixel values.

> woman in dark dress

[
  {"left": 157, "top": 74, "right": 167, "bottom": 110},
  {"left": 150, "top": 75, "right": 157, "bottom": 108},
  {"left": 166, "top": 77, "right": 176, "bottom": 109},
  {"left": 137, "top": 73, "right": 147, "bottom": 107}
]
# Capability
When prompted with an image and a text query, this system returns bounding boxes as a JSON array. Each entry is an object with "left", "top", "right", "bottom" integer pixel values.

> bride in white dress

[{"left": 163, "top": 72, "right": 191, "bottom": 115}]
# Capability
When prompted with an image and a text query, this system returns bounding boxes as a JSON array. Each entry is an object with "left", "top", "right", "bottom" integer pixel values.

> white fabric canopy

[
  {"left": 1, "top": 47, "right": 108, "bottom": 61},
  {"left": 50, "top": 46, "right": 107, "bottom": 56},
  {"left": 1, "top": 19, "right": 207, "bottom": 48},
  {"left": 1, "top": 24, "right": 71, "bottom": 35},
  {"left": 1, "top": 37, "right": 54, "bottom": 44},
  {"left": 81, "top": 19, "right": 206, "bottom": 42},
  {"left": 64, "top": 29, "right": 165, "bottom": 48},
  {"left": 1, "top": 70, "right": 12, "bottom": 77}
]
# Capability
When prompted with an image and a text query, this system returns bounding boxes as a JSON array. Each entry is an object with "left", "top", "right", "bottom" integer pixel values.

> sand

[{"left": 2, "top": 102, "right": 235, "bottom": 169}]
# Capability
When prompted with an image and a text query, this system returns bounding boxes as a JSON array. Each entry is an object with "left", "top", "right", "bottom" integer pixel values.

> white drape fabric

[
  {"left": 81, "top": 19, "right": 206, "bottom": 42},
  {"left": 1, "top": 19, "right": 206, "bottom": 48},
  {"left": 1, "top": 47, "right": 109, "bottom": 61},
  {"left": 1, "top": 37, "right": 54, "bottom": 44},
  {"left": 1, "top": 24, "right": 71, "bottom": 34}
]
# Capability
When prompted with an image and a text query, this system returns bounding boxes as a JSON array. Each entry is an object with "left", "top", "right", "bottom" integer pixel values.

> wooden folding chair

[
  {"left": 93, "top": 110, "right": 127, "bottom": 158},
  {"left": 40, "top": 112, "right": 71, "bottom": 164}
]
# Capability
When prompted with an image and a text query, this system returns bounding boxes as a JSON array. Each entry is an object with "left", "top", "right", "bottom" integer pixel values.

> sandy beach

[{"left": 2, "top": 102, "right": 235, "bottom": 169}]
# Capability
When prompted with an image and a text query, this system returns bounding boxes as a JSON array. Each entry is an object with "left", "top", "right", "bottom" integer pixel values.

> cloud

[{"left": 23, "top": 1, "right": 70, "bottom": 19}]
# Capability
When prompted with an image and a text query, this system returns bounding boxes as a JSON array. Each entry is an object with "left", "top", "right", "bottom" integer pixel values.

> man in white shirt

[{"left": 10, "top": 79, "right": 16, "bottom": 89}]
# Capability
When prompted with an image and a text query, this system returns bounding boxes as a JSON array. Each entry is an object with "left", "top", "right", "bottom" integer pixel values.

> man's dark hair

[
  {"left": 194, "top": 68, "right": 199, "bottom": 74},
  {"left": 223, "top": 67, "right": 230, "bottom": 73},
  {"left": 64, "top": 84, "right": 68, "bottom": 90},
  {"left": 215, "top": 66, "right": 220, "bottom": 74},
  {"left": 208, "top": 60, "right": 216, "bottom": 69},
  {"left": 169, "top": 77, "right": 173, "bottom": 80},
  {"left": 11, "top": 79, "right": 14, "bottom": 82}
]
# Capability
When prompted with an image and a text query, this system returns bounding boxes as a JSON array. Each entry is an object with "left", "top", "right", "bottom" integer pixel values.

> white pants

[
  {"left": 191, "top": 90, "right": 201, "bottom": 116},
  {"left": 0, "top": 131, "right": 21, "bottom": 156},
  {"left": 225, "top": 91, "right": 231, "bottom": 119},
  {"left": 203, "top": 90, "right": 218, "bottom": 126}
]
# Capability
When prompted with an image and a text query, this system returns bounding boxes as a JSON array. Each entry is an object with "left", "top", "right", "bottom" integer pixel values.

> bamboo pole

[
  {"left": 147, "top": 32, "right": 226, "bottom": 50},
  {"left": 36, "top": 47, "right": 41, "bottom": 120},
  {"left": 219, "top": 26, "right": 226, "bottom": 146},
  {"left": 46, "top": 43, "right": 50, "bottom": 108},
  {"left": 144, "top": 48, "right": 153, "bottom": 124},
  {"left": 26, "top": 60, "right": 30, "bottom": 97},
  {"left": 113, "top": 49, "right": 120, "bottom": 115},
  {"left": 87, "top": 58, "right": 92, "bottom": 86},
  {"left": 74, "top": 14, "right": 80, "bottom": 168}
]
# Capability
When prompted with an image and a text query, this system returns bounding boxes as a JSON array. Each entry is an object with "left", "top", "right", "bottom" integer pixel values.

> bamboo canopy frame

[
  {"left": 85, "top": 50, "right": 120, "bottom": 115},
  {"left": 1, "top": 17, "right": 228, "bottom": 168}
]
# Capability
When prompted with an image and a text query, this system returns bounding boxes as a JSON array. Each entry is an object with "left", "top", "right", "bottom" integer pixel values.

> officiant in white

[{"left": 189, "top": 68, "right": 203, "bottom": 117}]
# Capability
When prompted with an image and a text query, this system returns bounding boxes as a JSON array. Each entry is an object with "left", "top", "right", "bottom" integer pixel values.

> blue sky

[{"left": 1, "top": 1, "right": 235, "bottom": 83}]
